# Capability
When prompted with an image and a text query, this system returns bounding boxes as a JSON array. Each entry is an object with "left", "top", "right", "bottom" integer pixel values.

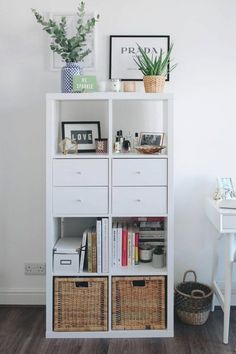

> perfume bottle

[
  {"left": 114, "top": 137, "right": 121, "bottom": 153},
  {"left": 132, "top": 132, "right": 139, "bottom": 150}
]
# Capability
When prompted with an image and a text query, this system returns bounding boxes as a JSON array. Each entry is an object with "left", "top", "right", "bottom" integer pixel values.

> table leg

[
  {"left": 211, "top": 239, "right": 219, "bottom": 312},
  {"left": 223, "top": 234, "right": 234, "bottom": 344}
]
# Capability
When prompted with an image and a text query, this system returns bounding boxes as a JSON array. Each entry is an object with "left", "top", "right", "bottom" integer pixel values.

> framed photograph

[
  {"left": 139, "top": 132, "right": 164, "bottom": 146},
  {"left": 50, "top": 13, "right": 96, "bottom": 71},
  {"left": 217, "top": 177, "right": 236, "bottom": 200},
  {"left": 62, "top": 121, "right": 101, "bottom": 152},
  {"left": 109, "top": 35, "right": 170, "bottom": 81}
]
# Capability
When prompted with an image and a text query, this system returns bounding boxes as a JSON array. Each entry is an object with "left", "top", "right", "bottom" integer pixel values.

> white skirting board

[
  {"left": 0, "top": 288, "right": 46, "bottom": 305},
  {"left": 2, "top": 283, "right": 236, "bottom": 306}
]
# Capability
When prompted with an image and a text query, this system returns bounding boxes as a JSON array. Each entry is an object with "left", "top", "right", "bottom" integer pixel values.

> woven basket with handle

[{"left": 175, "top": 270, "right": 213, "bottom": 325}]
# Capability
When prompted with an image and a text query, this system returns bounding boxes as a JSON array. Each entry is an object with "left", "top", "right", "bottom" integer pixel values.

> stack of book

[
  {"left": 80, "top": 218, "right": 109, "bottom": 273},
  {"left": 112, "top": 222, "right": 139, "bottom": 268},
  {"left": 112, "top": 217, "right": 166, "bottom": 269},
  {"left": 137, "top": 217, "right": 165, "bottom": 248}
]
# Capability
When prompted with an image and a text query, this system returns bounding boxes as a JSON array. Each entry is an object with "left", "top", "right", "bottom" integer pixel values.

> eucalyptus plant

[
  {"left": 32, "top": 2, "right": 99, "bottom": 63},
  {"left": 133, "top": 43, "right": 177, "bottom": 76}
]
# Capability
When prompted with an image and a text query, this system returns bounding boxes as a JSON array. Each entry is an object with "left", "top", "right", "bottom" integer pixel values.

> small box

[{"left": 53, "top": 237, "right": 82, "bottom": 273}]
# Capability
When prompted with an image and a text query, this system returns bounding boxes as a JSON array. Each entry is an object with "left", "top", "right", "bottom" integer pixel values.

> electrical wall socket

[{"left": 24, "top": 263, "right": 46, "bottom": 275}]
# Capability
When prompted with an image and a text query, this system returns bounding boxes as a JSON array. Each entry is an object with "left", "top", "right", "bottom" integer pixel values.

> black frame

[
  {"left": 109, "top": 35, "right": 170, "bottom": 81},
  {"left": 62, "top": 121, "right": 101, "bottom": 153}
]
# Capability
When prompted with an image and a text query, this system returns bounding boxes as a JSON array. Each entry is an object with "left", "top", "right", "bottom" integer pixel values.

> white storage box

[{"left": 53, "top": 237, "right": 82, "bottom": 273}]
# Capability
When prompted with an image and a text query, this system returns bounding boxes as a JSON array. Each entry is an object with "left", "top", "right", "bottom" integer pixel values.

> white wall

[{"left": 1, "top": 0, "right": 236, "bottom": 303}]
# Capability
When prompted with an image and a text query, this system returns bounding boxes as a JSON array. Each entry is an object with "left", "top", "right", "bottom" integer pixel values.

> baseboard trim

[{"left": 0, "top": 288, "right": 46, "bottom": 305}]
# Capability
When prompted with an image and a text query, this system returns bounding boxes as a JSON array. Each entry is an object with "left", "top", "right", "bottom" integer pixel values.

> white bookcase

[{"left": 46, "top": 92, "right": 174, "bottom": 338}]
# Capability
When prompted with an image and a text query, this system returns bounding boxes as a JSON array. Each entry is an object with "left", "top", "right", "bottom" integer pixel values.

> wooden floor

[{"left": 0, "top": 306, "right": 236, "bottom": 354}]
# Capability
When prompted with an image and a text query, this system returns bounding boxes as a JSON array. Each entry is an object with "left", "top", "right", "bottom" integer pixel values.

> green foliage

[
  {"left": 31, "top": 2, "right": 99, "bottom": 62},
  {"left": 133, "top": 43, "right": 177, "bottom": 76}
]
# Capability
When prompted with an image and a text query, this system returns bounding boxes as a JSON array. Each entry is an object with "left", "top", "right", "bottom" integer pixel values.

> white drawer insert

[
  {"left": 53, "top": 159, "right": 108, "bottom": 186},
  {"left": 112, "top": 186, "right": 167, "bottom": 215},
  {"left": 53, "top": 187, "right": 108, "bottom": 215},
  {"left": 112, "top": 158, "right": 167, "bottom": 186}
]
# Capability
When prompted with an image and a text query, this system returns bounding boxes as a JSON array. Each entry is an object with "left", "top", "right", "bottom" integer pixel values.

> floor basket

[
  {"left": 175, "top": 270, "right": 213, "bottom": 325},
  {"left": 112, "top": 276, "right": 166, "bottom": 330},
  {"left": 54, "top": 277, "right": 108, "bottom": 331}
]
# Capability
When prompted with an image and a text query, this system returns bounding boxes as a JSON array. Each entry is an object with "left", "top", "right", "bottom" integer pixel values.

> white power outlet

[{"left": 24, "top": 263, "right": 46, "bottom": 275}]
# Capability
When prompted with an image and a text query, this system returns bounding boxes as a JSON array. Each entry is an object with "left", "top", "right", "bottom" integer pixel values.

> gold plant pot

[{"left": 143, "top": 75, "right": 166, "bottom": 93}]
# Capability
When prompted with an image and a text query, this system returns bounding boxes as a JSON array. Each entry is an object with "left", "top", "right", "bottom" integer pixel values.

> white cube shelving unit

[{"left": 46, "top": 92, "right": 174, "bottom": 338}]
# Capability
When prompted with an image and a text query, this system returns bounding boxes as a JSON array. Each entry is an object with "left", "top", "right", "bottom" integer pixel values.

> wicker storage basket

[
  {"left": 54, "top": 277, "right": 108, "bottom": 331},
  {"left": 175, "top": 270, "right": 213, "bottom": 325},
  {"left": 112, "top": 276, "right": 166, "bottom": 330},
  {"left": 143, "top": 75, "right": 166, "bottom": 93}
]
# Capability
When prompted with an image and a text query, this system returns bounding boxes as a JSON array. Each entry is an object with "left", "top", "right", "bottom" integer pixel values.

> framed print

[
  {"left": 109, "top": 35, "right": 170, "bottom": 81},
  {"left": 217, "top": 177, "right": 236, "bottom": 200},
  {"left": 50, "top": 13, "right": 96, "bottom": 71},
  {"left": 62, "top": 121, "right": 101, "bottom": 152},
  {"left": 139, "top": 132, "right": 164, "bottom": 146}
]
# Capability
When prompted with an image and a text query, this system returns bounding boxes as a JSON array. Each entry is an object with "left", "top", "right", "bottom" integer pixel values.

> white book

[
  {"left": 102, "top": 218, "right": 109, "bottom": 273},
  {"left": 117, "top": 223, "right": 123, "bottom": 267},
  {"left": 79, "top": 230, "right": 88, "bottom": 272},
  {"left": 132, "top": 232, "right": 136, "bottom": 266},
  {"left": 96, "top": 219, "right": 102, "bottom": 273},
  {"left": 112, "top": 222, "right": 117, "bottom": 268}
]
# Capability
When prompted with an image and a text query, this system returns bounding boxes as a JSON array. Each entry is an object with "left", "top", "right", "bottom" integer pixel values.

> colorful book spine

[
  {"left": 135, "top": 232, "right": 139, "bottom": 265},
  {"left": 122, "top": 226, "right": 128, "bottom": 266}
]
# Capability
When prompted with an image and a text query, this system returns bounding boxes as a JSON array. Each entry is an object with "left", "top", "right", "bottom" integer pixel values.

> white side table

[{"left": 206, "top": 198, "right": 236, "bottom": 344}]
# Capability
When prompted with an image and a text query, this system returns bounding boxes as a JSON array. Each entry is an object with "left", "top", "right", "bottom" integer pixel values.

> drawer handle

[
  {"left": 135, "top": 199, "right": 141, "bottom": 202},
  {"left": 135, "top": 171, "right": 141, "bottom": 174},
  {"left": 76, "top": 199, "right": 82, "bottom": 202},
  {"left": 76, "top": 171, "right": 82, "bottom": 175}
]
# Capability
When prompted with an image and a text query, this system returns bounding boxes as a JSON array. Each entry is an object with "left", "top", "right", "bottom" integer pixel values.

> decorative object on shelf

[
  {"left": 73, "top": 75, "right": 97, "bottom": 92},
  {"left": 140, "top": 132, "right": 164, "bottom": 146},
  {"left": 62, "top": 121, "right": 101, "bottom": 152},
  {"left": 50, "top": 12, "right": 96, "bottom": 71},
  {"left": 217, "top": 177, "right": 236, "bottom": 200},
  {"left": 59, "top": 138, "right": 78, "bottom": 155},
  {"left": 139, "top": 244, "right": 154, "bottom": 262},
  {"left": 135, "top": 145, "right": 166, "bottom": 154},
  {"left": 111, "top": 79, "right": 122, "bottom": 92},
  {"left": 32, "top": 2, "right": 99, "bottom": 93},
  {"left": 132, "top": 132, "right": 139, "bottom": 150},
  {"left": 175, "top": 270, "right": 213, "bottom": 325},
  {"left": 123, "top": 139, "right": 131, "bottom": 152},
  {"left": 133, "top": 43, "right": 177, "bottom": 93},
  {"left": 152, "top": 246, "right": 165, "bottom": 268},
  {"left": 123, "top": 81, "right": 136, "bottom": 92},
  {"left": 109, "top": 35, "right": 170, "bottom": 81},
  {"left": 95, "top": 138, "right": 108, "bottom": 153}
]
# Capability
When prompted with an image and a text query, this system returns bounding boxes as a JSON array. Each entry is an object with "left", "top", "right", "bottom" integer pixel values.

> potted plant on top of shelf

[
  {"left": 133, "top": 43, "right": 177, "bottom": 93},
  {"left": 32, "top": 2, "right": 99, "bottom": 93}
]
